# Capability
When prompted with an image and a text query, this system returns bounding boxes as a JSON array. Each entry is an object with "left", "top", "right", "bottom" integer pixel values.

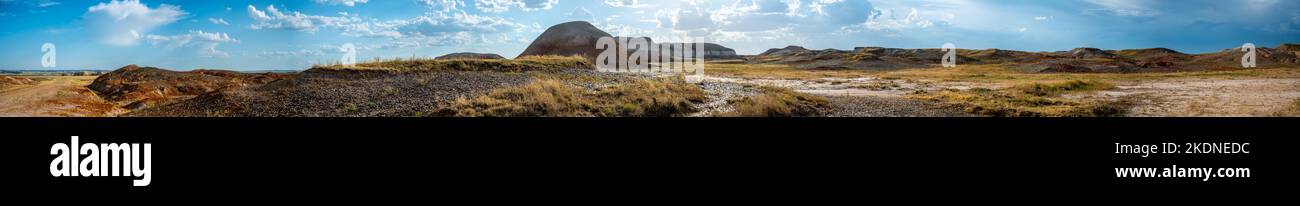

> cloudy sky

[{"left": 2, "top": 0, "right": 1298, "bottom": 70}]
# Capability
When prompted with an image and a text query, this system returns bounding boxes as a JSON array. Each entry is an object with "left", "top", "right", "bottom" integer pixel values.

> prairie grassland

[
  {"left": 705, "top": 62, "right": 1300, "bottom": 117},
  {"left": 442, "top": 76, "right": 706, "bottom": 117},
  {"left": 911, "top": 80, "right": 1129, "bottom": 117},
  {"left": 1277, "top": 98, "right": 1300, "bottom": 116},
  {"left": 725, "top": 86, "right": 830, "bottom": 117},
  {"left": 876, "top": 64, "right": 1300, "bottom": 84},
  {"left": 708, "top": 62, "right": 1300, "bottom": 83}
]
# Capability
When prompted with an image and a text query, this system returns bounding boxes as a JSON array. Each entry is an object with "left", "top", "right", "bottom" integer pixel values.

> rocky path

[
  {"left": 694, "top": 75, "right": 976, "bottom": 117},
  {"left": 1087, "top": 78, "right": 1300, "bottom": 117}
]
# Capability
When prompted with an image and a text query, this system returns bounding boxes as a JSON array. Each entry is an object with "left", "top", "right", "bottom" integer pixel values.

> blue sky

[{"left": 2, "top": 0, "right": 1298, "bottom": 71}]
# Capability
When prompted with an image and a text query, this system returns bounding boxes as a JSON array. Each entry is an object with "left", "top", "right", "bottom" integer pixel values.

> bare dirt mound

[
  {"left": 517, "top": 21, "right": 613, "bottom": 59},
  {"left": 1, "top": 76, "right": 35, "bottom": 87},
  {"left": 88, "top": 65, "right": 290, "bottom": 110},
  {"left": 436, "top": 52, "right": 506, "bottom": 60},
  {"left": 0, "top": 76, "right": 124, "bottom": 117}
]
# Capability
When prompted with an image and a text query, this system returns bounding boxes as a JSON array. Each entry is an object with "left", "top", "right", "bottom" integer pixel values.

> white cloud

[
  {"left": 339, "top": 20, "right": 404, "bottom": 38},
  {"left": 1085, "top": 0, "right": 1159, "bottom": 16},
  {"left": 395, "top": 12, "right": 525, "bottom": 35},
  {"left": 838, "top": 7, "right": 950, "bottom": 36},
  {"left": 418, "top": 0, "right": 467, "bottom": 12},
  {"left": 39, "top": 1, "right": 61, "bottom": 7},
  {"left": 261, "top": 49, "right": 325, "bottom": 57},
  {"left": 145, "top": 30, "right": 239, "bottom": 58},
  {"left": 604, "top": 0, "right": 647, "bottom": 8},
  {"left": 246, "top": 4, "right": 357, "bottom": 32},
  {"left": 381, "top": 31, "right": 481, "bottom": 49},
  {"left": 208, "top": 18, "right": 229, "bottom": 25},
  {"left": 84, "top": 0, "right": 187, "bottom": 46},
  {"left": 475, "top": 0, "right": 558, "bottom": 13},
  {"left": 244, "top": 2, "right": 526, "bottom": 43},
  {"left": 567, "top": 7, "right": 595, "bottom": 23},
  {"left": 314, "top": 0, "right": 369, "bottom": 7},
  {"left": 247, "top": 5, "right": 270, "bottom": 21},
  {"left": 1034, "top": 16, "right": 1052, "bottom": 21}
]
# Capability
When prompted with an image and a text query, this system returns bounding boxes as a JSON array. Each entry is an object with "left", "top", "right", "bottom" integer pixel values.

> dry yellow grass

[
  {"left": 877, "top": 64, "right": 1300, "bottom": 84},
  {"left": 708, "top": 62, "right": 1300, "bottom": 84},
  {"left": 911, "top": 80, "right": 1129, "bottom": 117},
  {"left": 706, "top": 63, "right": 874, "bottom": 80},
  {"left": 442, "top": 76, "right": 706, "bottom": 117},
  {"left": 726, "top": 86, "right": 829, "bottom": 117},
  {"left": 1275, "top": 98, "right": 1300, "bottom": 117}
]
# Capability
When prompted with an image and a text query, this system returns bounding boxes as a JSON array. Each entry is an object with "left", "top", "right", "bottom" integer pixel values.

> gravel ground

[
  {"left": 689, "top": 81, "right": 761, "bottom": 117},
  {"left": 126, "top": 69, "right": 653, "bottom": 117},
  {"left": 822, "top": 95, "right": 977, "bottom": 117}
]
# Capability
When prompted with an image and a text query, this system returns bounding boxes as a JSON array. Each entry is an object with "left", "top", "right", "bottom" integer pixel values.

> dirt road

[
  {"left": 705, "top": 74, "right": 1300, "bottom": 117},
  {"left": 0, "top": 76, "right": 123, "bottom": 117}
]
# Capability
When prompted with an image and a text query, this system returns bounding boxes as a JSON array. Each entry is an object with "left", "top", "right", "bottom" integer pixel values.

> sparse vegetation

[
  {"left": 311, "top": 55, "right": 592, "bottom": 73},
  {"left": 912, "top": 80, "right": 1128, "bottom": 117},
  {"left": 441, "top": 76, "right": 706, "bottom": 117},
  {"left": 1012, "top": 80, "right": 1116, "bottom": 97},
  {"left": 706, "top": 63, "right": 875, "bottom": 80},
  {"left": 878, "top": 64, "right": 1300, "bottom": 84},
  {"left": 1276, "top": 98, "right": 1300, "bottom": 117},
  {"left": 727, "top": 86, "right": 829, "bottom": 117}
]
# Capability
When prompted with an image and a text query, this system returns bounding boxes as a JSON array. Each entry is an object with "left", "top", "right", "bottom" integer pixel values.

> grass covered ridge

[
  {"left": 310, "top": 55, "right": 592, "bottom": 73},
  {"left": 726, "top": 86, "right": 829, "bottom": 117},
  {"left": 912, "top": 80, "right": 1129, "bottom": 117},
  {"left": 440, "top": 76, "right": 706, "bottom": 117}
]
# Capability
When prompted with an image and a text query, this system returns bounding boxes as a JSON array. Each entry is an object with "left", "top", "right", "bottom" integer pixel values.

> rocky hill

[
  {"left": 750, "top": 43, "right": 1300, "bottom": 72},
  {"left": 123, "top": 56, "right": 636, "bottom": 117},
  {"left": 88, "top": 65, "right": 290, "bottom": 110},
  {"left": 517, "top": 21, "right": 613, "bottom": 59}
]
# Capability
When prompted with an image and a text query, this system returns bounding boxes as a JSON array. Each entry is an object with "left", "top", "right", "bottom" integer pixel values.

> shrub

[
  {"left": 913, "top": 80, "right": 1127, "bottom": 117},
  {"left": 443, "top": 76, "right": 705, "bottom": 117},
  {"left": 729, "top": 86, "right": 829, "bottom": 117}
]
